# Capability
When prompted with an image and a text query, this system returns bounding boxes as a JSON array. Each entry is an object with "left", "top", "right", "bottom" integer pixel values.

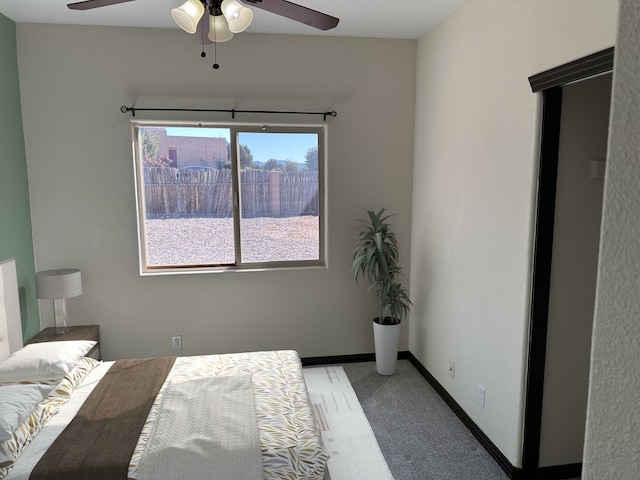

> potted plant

[{"left": 352, "top": 208, "right": 413, "bottom": 375}]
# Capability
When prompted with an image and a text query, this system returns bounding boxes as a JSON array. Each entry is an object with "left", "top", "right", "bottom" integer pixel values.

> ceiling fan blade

[
  {"left": 67, "top": 0, "right": 138, "bottom": 10},
  {"left": 240, "top": 0, "right": 339, "bottom": 31}
]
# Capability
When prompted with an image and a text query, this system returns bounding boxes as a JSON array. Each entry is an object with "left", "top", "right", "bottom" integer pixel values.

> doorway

[{"left": 523, "top": 48, "right": 614, "bottom": 479}]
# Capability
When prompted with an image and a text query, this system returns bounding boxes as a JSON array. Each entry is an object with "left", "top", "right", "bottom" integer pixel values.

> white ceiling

[{"left": 0, "top": 0, "right": 465, "bottom": 39}]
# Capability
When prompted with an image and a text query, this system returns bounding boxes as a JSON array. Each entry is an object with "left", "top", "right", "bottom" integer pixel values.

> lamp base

[
  {"left": 55, "top": 325, "right": 71, "bottom": 335},
  {"left": 53, "top": 298, "right": 71, "bottom": 335}
]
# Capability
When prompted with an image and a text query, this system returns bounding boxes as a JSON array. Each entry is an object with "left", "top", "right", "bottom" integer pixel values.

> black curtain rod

[{"left": 120, "top": 105, "right": 337, "bottom": 121}]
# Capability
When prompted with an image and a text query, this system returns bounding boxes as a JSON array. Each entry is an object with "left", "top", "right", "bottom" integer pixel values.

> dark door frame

[{"left": 522, "top": 47, "right": 614, "bottom": 479}]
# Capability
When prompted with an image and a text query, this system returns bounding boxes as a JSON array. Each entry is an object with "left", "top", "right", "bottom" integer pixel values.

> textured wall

[{"left": 582, "top": 0, "right": 640, "bottom": 477}]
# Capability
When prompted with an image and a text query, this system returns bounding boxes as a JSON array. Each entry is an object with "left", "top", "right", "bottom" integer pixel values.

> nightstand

[{"left": 26, "top": 325, "right": 101, "bottom": 360}]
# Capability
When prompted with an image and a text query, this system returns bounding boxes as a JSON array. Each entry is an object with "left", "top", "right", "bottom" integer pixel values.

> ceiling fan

[{"left": 66, "top": 0, "right": 339, "bottom": 43}]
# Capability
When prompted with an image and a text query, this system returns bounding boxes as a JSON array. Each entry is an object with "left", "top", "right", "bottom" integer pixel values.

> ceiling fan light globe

[
  {"left": 171, "top": 0, "right": 205, "bottom": 34},
  {"left": 208, "top": 14, "right": 234, "bottom": 43},
  {"left": 221, "top": 0, "right": 253, "bottom": 33}
]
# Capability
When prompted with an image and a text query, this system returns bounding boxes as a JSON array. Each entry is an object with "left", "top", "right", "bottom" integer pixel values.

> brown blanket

[{"left": 30, "top": 357, "right": 176, "bottom": 480}]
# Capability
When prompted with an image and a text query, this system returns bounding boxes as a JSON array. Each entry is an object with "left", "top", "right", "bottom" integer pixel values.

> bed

[{"left": 0, "top": 259, "right": 329, "bottom": 480}]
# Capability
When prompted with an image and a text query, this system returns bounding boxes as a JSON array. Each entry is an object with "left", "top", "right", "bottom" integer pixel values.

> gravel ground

[{"left": 145, "top": 216, "right": 319, "bottom": 265}]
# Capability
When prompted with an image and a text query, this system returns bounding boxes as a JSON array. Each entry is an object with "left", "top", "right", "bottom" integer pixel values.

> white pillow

[
  {"left": 0, "top": 340, "right": 97, "bottom": 384},
  {"left": 0, "top": 384, "right": 52, "bottom": 441}
]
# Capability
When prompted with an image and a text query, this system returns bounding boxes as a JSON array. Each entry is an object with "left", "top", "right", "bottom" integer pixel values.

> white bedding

[
  {"left": 5, "top": 351, "right": 329, "bottom": 480},
  {"left": 5, "top": 361, "right": 112, "bottom": 480}
]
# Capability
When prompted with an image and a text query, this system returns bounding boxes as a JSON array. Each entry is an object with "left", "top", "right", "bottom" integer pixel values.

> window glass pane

[
  {"left": 134, "top": 122, "right": 325, "bottom": 273},
  {"left": 237, "top": 132, "right": 320, "bottom": 263},
  {"left": 139, "top": 126, "right": 235, "bottom": 267}
]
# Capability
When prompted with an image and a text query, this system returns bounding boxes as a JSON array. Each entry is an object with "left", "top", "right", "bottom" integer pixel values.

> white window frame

[{"left": 131, "top": 120, "right": 327, "bottom": 275}]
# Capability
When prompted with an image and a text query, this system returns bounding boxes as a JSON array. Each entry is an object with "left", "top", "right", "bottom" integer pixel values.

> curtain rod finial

[{"left": 121, "top": 105, "right": 136, "bottom": 117}]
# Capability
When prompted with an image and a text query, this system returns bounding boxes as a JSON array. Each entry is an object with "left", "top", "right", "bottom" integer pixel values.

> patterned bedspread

[
  {"left": 1, "top": 351, "right": 328, "bottom": 480},
  {"left": 130, "top": 350, "right": 329, "bottom": 480}
]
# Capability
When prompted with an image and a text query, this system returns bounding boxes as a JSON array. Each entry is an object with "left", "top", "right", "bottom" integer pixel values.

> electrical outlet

[
  {"left": 477, "top": 385, "right": 485, "bottom": 407},
  {"left": 171, "top": 335, "right": 182, "bottom": 350},
  {"left": 449, "top": 360, "right": 456, "bottom": 378}
]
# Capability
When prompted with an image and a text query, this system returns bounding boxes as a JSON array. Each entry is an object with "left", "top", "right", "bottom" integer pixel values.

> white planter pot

[{"left": 373, "top": 319, "right": 401, "bottom": 375}]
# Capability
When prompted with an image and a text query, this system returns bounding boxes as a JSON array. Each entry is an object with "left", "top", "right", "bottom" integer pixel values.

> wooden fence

[{"left": 143, "top": 167, "right": 318, "bottom": 217}]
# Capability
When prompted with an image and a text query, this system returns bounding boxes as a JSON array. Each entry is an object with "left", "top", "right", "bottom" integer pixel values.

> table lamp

[{"left": 35, "top": 269, "right": 82, "bottom": 334}]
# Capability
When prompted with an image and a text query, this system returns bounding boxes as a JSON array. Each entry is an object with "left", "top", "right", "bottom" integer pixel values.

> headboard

[{"left": 0, "top": 258, "right": 24, "bottom": 362}]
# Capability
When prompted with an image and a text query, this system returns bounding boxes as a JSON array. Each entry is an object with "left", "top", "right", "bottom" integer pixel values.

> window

[{"left": 132, "top": 121, "right": 326, "bottom": 274}]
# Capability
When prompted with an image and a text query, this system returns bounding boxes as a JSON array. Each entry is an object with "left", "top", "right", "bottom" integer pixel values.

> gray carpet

[{"left": 339, "top": 360, "right": 510, "bottom": 480}]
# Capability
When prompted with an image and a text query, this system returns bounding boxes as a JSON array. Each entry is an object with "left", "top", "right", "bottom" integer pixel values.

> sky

[{"left": 165, "top": 127, "right": 317, "bottom": 164}]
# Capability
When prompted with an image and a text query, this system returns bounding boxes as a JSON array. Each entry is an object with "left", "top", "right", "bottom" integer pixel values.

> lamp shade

[
  {"left": 221, "top": 0, "right": 253, "bottom": 33},
  {"left": 35, "top": 269, "right": 82, "bottom": 300},
  {"left": 208, "top": 14, "right": 234, "bottom": 42},
  {"left": 171, "top": 0, "right": 205, "bottom": 34}
]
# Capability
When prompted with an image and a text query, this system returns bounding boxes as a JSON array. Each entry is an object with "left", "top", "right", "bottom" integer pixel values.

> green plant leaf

[{"left": 352, "top": 208, "right": 412, "bottom": 323}]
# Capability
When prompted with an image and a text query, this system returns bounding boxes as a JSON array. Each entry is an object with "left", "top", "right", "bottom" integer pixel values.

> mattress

[{"left": 4, "top": 350, "right": 329, "bottom": 480}]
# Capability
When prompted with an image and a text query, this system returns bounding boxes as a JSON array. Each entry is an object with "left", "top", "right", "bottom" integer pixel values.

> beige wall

[
  {"left": 16, "top": 24, "right": 416, "bottom": 360},
  {"left": 583, "top": 0, "right": 640, "bottom": 477},
  {"left": 410, "top": 0, "right": 618, "bottom": 467}
]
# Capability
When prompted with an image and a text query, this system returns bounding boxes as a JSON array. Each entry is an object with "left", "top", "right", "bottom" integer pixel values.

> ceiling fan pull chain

[
  {"left": 199, "top": 14, "right": 207, "bottom": 58},
  {"left": 213, "top": 47, "right": 220, "bottom": 69},
  {"left": 212, "top": 15, "right": 220, "bottom": 69}
]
